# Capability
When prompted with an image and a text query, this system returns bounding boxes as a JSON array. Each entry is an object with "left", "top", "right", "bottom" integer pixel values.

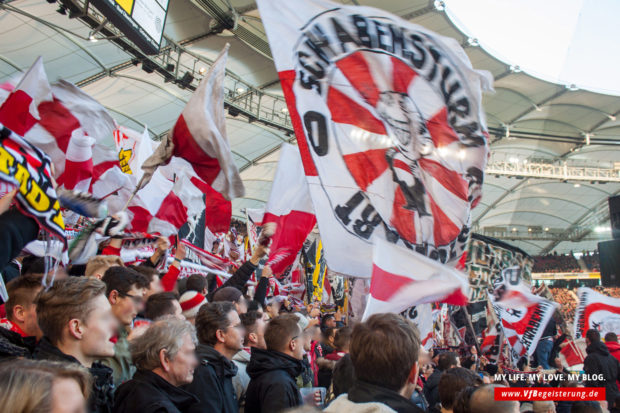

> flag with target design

[{"left": 258, "top": 0, "right": 492, "bottom": 277}]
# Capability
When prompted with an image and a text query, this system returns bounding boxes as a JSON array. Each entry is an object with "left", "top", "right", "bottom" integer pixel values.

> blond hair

[
  {"left": 85, "top": 255, "right": 124, "bottom": 278},
  {"left": 0, "top": 359, "right": 91, "bottom": 413},
  {"left": 36, "top": 277, "right": 107, "bottom": 345}
]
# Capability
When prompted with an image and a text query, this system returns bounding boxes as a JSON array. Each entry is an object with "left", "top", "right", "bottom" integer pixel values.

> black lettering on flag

[{"left": 303, "top": 111, "right": 328, "bottom": 156}]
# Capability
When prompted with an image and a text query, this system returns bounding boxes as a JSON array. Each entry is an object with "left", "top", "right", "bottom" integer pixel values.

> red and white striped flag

[
  {"left": 362, "top": 238, "right": 468, "bottom": 320},
  {"left": 0, "top": 57, "right": 52, "bottom": 135},
  {"left": 264, "top": 144, "right": 316, "bottom": 275},
  {"left": 559, "top": 339, "right": 586, "bottom": 368},
  {"left": 141, "top": 44, "right": 244, "bottom": 201}
]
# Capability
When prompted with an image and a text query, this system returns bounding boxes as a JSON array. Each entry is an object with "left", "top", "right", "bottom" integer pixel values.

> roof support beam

[{"left": 472, "top": 179, "right": 529, "bottom": 226}]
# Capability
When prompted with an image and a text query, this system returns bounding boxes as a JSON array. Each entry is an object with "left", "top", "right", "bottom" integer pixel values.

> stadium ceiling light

[
  {"left": 281, "top": 107, "right": 289, "bottom": 114},
  {"left": 512, "top": 227, "right": 517, "bottom": 232},
  {"left": 236, "top": 87, "right": 246, "bottom": 94},
  {"left": 88, "top": 34, "right": 98, "bottom": 42},
  {"left": 566, "top": 84, "right": 579, "bottom": 91},
  {"left": 198, "top": 67, "right": 207, "bottom": 75},
  {"left": 585, "top": 133, "right": 592, "bottom": 145},
  {"left": 573, "top": 183, "right": 581, "bottom": 188},
  {"left": 467, "top": 37, "right": 479, "bottom": 46},
  {"left": 509, "top": 64, "right": 522, "bottom": 73},
  {"left": 608, "top": 114, "right": 616, "bottom": 121},
  {"left": 434, "top": 0, "right": 446, "bottom": 12},
  {"left": 544, "top": 227, "right": 549, "bottom": 231}
]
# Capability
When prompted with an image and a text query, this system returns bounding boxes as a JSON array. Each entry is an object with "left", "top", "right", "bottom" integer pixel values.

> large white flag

[
  {"left": 362, "top": 238, "right": 469, "bottom": 320},
  {"left": 574, "top": 287, "right": 620, "bottom": 339},
  {"left": 257, "top": 0, "right": 492, "bottom": 277}
]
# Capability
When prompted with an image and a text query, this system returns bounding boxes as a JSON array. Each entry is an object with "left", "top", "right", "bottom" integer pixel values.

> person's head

[
  {"left": 532, "top": 400, "right": 556, "bottom": 413},
  {"left": 130, "top": 266, "right": 162, "bottom": 299},
  {"left": 438, "top": 351, "right": 459, "bottom": 371},
  {"left": 322, "top": 327, "right": 337, "bottom": 347},
  {"left": 195, "top": 302, "right": 244, "bottom": 359},
  {"left": 212, "top": 287, "right": 248, "bottom": 314},
  {"left": 145, "top": 292, "right": 182, "bottom": 321},
  {"left": 468, "top": 385, "right": 519, "bottom": 413},
  {"left": 605, "top": 332, "right": 618, "bottom": 343},
  {"left": 6, "top": 274, "right": 44, "bottom": 339},
  {"left": 240, "top": 310, "right": 266, "bottom": 349},
  {"left": 130, "top": 317, "right": 198, "bottom": 387},
  {"left": 179, "top": 291, "right": 207, "bottom": 323},
  {"left": 265, "top": 296, "right": 282, "bottom": 319},
  {"left": 585, "top": 329, "right": 600, "bottom": 346},
  {"left": 321, "top": 314, "right": 336, "bottom": 330},
  {"left": 295, "top": 313, "right": 313, "bottom": 352},
  {"left": 84, "top": 255, "right": 123, "bottom": 279},
  {"left": 350, "top": 313, "right": 420, "bottom": 397},
  {"left": 333, "top": 353, "right": 356, "bottom": 397},
  {"left": 22, "top": 257, "right": 68, "bottom": 280},
  {"left": 333, "top": 326, "right": 352, "bottom": 352},
  {"left": 36, "top": 278, "right": 117, "bottom": 366},
  {"left": 101, "top": 266, "right": 150, "bottom": 326},
  {"left": 0, "top": 359, "right": 91, "bottom": 413},
  {"left": 186, "top": 274, "right": 208, "bottom": 295},
  {"left": 264, "top": 314, "right": 303, "bottom": 360},
  {"left": 569, "top": 402, "right": 603, "bottom": 413},
  {"left": 439, "top": 367, "right": 483, "bottom": 411}
]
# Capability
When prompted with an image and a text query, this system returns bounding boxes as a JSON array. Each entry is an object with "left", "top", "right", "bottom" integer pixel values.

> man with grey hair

[
  {"left": 532, "top": 400, "right": 556, "bottom": 413},
  {"left": 468, "top": 385, "right": 519, "bottom": 413},
  {"left": 113, "top": 318, "right": 200, "bottom": 413}
]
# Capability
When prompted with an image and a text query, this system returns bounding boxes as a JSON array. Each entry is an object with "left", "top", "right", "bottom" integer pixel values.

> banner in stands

[
  {"left": 491, "top": 294, "right": 559, "bottom": 365},
  {"left": 465, "top": 234, "right": 533, "bottom": 302},
  {"left": 574, "top": 287, "right": 620, "bottom": 339},
  {"left": 257, "top": 0, "right": 492, "bottom": 277},
  {"left": 0, "top": 125, "right": 65, "bottom": 244},
  {"left": 400, "top": 303, "right": 434, "bottom": 350}
]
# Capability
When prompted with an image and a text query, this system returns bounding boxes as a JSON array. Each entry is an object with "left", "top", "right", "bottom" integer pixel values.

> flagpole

[
  {"left": 120, "top": 174, "right": 147, "bottom": 212},
  {"left": 462, "top": 305, "right": 482, "bottom": 354}
]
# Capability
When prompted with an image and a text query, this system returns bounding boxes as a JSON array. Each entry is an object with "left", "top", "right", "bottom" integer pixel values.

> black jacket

[
  {"left": 423, "top": 368, "right": 442, "bottom": 411},
  {"left": 0, "top": 326, "right": 36, "bottom": 359},
  {"left": 0, "top": 209, "right": 38, "bottom": 296},
  {"left": 348, "top": 379, "right": 427, "bottom": 413},
  {"left": 183, "top": 344, "right": 238, "bottom": 413},
  {"left": 245, "top": 347, "right": 303, "bottom": 413},
  {"left": 207, "top": 260, "right": 257, "bottom": 302},
  {"left": 114, "top": 369, "right": 199, "bottom": 413},
  {"left": 584, "top": 340, "right": 620, "bottom": 405},
  {"left": 33, "top": 337, "right": 115, "bottom": 413}
]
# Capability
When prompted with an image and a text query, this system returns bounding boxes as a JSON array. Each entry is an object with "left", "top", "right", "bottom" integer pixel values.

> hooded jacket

[
  {"left": 245, "top": 347, "right": 304, "bottom": 413},
  {"left": 114, "top": 369, "right": 199, "bottom": 413},
  {"left": 584, "top": 340, "right": 620, "bottom": 405},
  {"left": 183, "top": 344, "right": 238, "bottom": 413},
  {"left": 607, "top": 340, "right": 620, "bottom": 364},
  {"left": 33, "top": 337, "right": 115, "bottom": 413},
  {"left": 232, "top": 348, "right": 251, "bottom": 409},
  {"left": 324, "top": 380, "right": 426, "bottom": 413}
]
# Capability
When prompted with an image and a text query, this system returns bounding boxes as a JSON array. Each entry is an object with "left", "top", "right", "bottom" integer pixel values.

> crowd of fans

[
  {"left": 0, "top": 195, "right": 619, "bottom": 413},
  {"left": 532, "top": 251, "right": 601, "bottom": 273}
]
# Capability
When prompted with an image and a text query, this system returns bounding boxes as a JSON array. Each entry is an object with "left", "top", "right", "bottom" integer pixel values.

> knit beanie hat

[{"left": 179, "top": 291, "right": 206, "bottom": 319}]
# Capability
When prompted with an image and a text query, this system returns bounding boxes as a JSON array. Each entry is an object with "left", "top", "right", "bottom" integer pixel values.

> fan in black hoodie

[
  {"left": 244, "top": 315, "right": 304, "bottom": 413},
  {"left": 583, "top": 329, "right": 620, "bottom": 407}
]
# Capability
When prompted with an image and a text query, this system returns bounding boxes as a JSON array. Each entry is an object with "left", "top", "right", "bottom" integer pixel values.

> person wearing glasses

[
  {"left": 33, "top": 277, "right": 117, "bottom": 413},
  {"left": 245, "top": 314, "right": 305, "bottom": 413},
  {"left": 184, "top": 302, "right": 245, "bottom": 413},
  {"left": 100, "top": 266, "right": 150, "bottom": 387}
]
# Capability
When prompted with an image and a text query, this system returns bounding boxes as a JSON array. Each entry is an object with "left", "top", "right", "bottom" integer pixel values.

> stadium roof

[{"left": 1, "top": 0, "right": 619, "bottom": 255}]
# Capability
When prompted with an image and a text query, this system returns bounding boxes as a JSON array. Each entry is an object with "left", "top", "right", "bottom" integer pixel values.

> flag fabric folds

[
  {"left": 264, "top": 144, "right": 317, "bottom": 276},
  {"left": 0, "top": 125, "right": 65, "bottom": 244},
  {"left": 140, "top": 44, "right": 244, "bottom": 201},
  {"left": 574, "top": 287, "right": 620, "bottom": 339},
  {"left": 362, "top": 238, "right": 469, "bottom": 320},
  {"left": 257, "top": 0, "right": 492, "bottom": 277}
]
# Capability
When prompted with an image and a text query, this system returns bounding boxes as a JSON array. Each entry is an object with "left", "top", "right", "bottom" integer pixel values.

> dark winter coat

[
  {"left": 0, "top": 209, "right": 38, "bottom": 294},
  {"left": 207, "top": 260, "right": 257, "bottom": 301},
  {"left": 423, "top": 368, "right": 442, "bottom": 412},
  {"left": 183, "top": 344, "right": 238, "bottom": 413},
  {"left": 0, "top": 326, "right": 36, "bottom": 359},
  {"left": 114, "top": 369, "right": 199, "bottom": 413},
  {"left": 342, "top": 379, "right": 427, "bottom": 413},
  {"left": 583, "top": 340, "right": 620, "bottom": 405},
  {"left": 245, "top": 347, "right": 304, "bottom": 413},
  {"left": 33, "top": 337, "right": 115, "bottom": 413}
]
